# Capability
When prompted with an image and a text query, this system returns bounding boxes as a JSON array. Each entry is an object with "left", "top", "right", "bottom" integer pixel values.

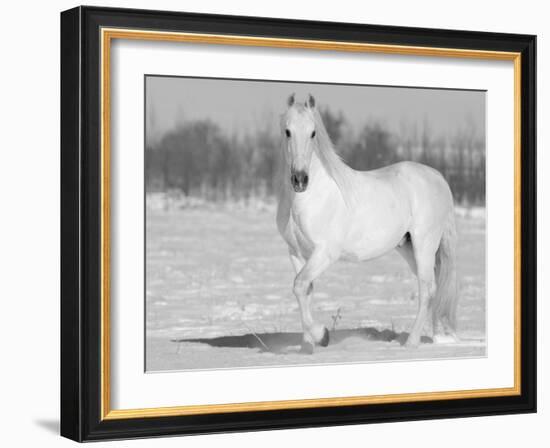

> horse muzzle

[{"left": 291, "top": 170, "right": 309, "bottom": 192}]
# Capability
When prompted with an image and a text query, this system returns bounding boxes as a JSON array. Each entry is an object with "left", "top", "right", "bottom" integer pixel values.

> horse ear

[
  {"left": 287, "top": 93, "right": 295, "bottom": 107},
  {"left": 307, "top": 94, "right": 316, "bottom": 108}
]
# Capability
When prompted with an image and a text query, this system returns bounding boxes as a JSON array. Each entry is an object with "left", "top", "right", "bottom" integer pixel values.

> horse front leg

[{"left": 291, "top": 248, "right": 333, "bottom": 354}]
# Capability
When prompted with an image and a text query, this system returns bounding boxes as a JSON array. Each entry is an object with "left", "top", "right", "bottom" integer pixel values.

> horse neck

[{"left": 308, "top": 150, "right": 331, "bottom": 185}]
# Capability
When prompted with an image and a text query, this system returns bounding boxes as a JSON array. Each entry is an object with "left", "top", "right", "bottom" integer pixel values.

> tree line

[{"left": 145, "top": 107, "right": 485, "bottom": 205}]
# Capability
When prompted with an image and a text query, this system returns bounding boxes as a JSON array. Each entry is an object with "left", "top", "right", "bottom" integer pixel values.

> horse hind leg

[
  {"left": 405, "top": 237, "right": 438, "bottom": 347},
  {"left": 396, "top": 234, "right": 417, "bottom": 276},
  {"left": 396, "top": 237, "right": 421, "bottom": 316},
  {"left": 399, "top": 233, "right": 456, "bottom": 345}
]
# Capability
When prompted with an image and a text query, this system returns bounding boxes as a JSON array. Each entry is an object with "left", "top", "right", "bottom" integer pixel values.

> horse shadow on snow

[{"left": 173, "top": 327, "right": 433, "bottom": 355}]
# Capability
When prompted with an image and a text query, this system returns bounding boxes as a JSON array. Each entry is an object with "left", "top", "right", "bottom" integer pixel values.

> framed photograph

[{"left": 60, "top": 6, "right": 536, "bottom": 442}]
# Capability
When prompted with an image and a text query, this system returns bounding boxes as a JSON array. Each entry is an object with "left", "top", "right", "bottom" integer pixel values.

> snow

[{"left": 146, "top": 203, "right": 486, "bottom": 371}]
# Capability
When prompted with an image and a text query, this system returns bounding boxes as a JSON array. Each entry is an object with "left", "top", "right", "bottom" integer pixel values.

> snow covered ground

[{"left": 145, "top": 200, "right": 486, "bottom": 372}]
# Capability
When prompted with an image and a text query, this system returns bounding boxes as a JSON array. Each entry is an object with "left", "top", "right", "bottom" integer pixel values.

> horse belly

[
  {"left": 341, "top": 231, "right": 403, "bottom": 262},
  {"left": 341, "top": 202, "right": 410, "bottom": 262}
]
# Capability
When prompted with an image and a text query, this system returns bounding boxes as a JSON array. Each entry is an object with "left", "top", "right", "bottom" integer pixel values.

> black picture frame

[{"left": 61, "top": 5, "right": 536, "bottom": 442}]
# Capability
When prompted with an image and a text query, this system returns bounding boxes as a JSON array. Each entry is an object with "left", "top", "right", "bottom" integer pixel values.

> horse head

[{"left": 283, "top": 94, "right": 318, "bottom": 193}]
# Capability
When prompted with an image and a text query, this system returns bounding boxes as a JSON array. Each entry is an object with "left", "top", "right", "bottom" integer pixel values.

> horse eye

[
  {"left": 285, "top": 129, "right": 291, "bottom": 138},
  {"left": 311, "top": 130, "right": 316, "bottom": 138}
]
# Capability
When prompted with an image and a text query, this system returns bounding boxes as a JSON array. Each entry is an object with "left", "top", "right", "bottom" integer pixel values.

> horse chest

[{"left": 281, "top": 210, "right": 316, "bottom": 257}]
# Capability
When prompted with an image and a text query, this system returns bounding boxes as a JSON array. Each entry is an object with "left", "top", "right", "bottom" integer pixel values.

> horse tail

[{"left": 434, "top": 212, "right": 458, "bottom": 332}]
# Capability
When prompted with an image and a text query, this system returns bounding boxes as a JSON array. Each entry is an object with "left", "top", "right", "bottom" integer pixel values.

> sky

[{"left": 145, "top": 75, "right": 485, "bottom": 146}]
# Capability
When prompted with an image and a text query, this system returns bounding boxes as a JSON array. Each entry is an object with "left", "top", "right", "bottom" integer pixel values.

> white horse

[{"left": 276, "top": 94, "right": 458, "bottom": 353}]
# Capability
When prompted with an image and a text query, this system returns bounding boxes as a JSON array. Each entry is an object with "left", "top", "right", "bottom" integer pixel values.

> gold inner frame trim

[{"left": 100, "top": 27, "right": 522, "bottom": 421}]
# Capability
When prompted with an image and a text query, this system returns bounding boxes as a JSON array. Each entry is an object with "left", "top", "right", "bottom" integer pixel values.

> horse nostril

[{"left": 291, "top": 171, "right": 308, "bottom": 191}]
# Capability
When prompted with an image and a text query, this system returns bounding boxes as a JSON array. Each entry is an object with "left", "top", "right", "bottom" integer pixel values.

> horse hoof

[
  {"left": 433, "top": 334, "right": 459, "bottom": 344},
  {"left": 318, "top": 327, "right": 330, "bottom": 347},
  {"left": 404, "top": 336, "right": 420, "bottom": 348},
  {"left": 300, "top": 342, "right": 314, "bottom": 354}
]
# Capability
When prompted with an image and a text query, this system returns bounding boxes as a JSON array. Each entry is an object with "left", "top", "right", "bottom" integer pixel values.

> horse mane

[{"left": 311, "top": 108, "right": 358, "bottom": 207}]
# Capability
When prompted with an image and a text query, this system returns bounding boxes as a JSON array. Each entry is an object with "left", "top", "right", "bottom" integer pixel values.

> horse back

[{"left": 376, "top": 161, "right": 455, "bottom": 237}]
